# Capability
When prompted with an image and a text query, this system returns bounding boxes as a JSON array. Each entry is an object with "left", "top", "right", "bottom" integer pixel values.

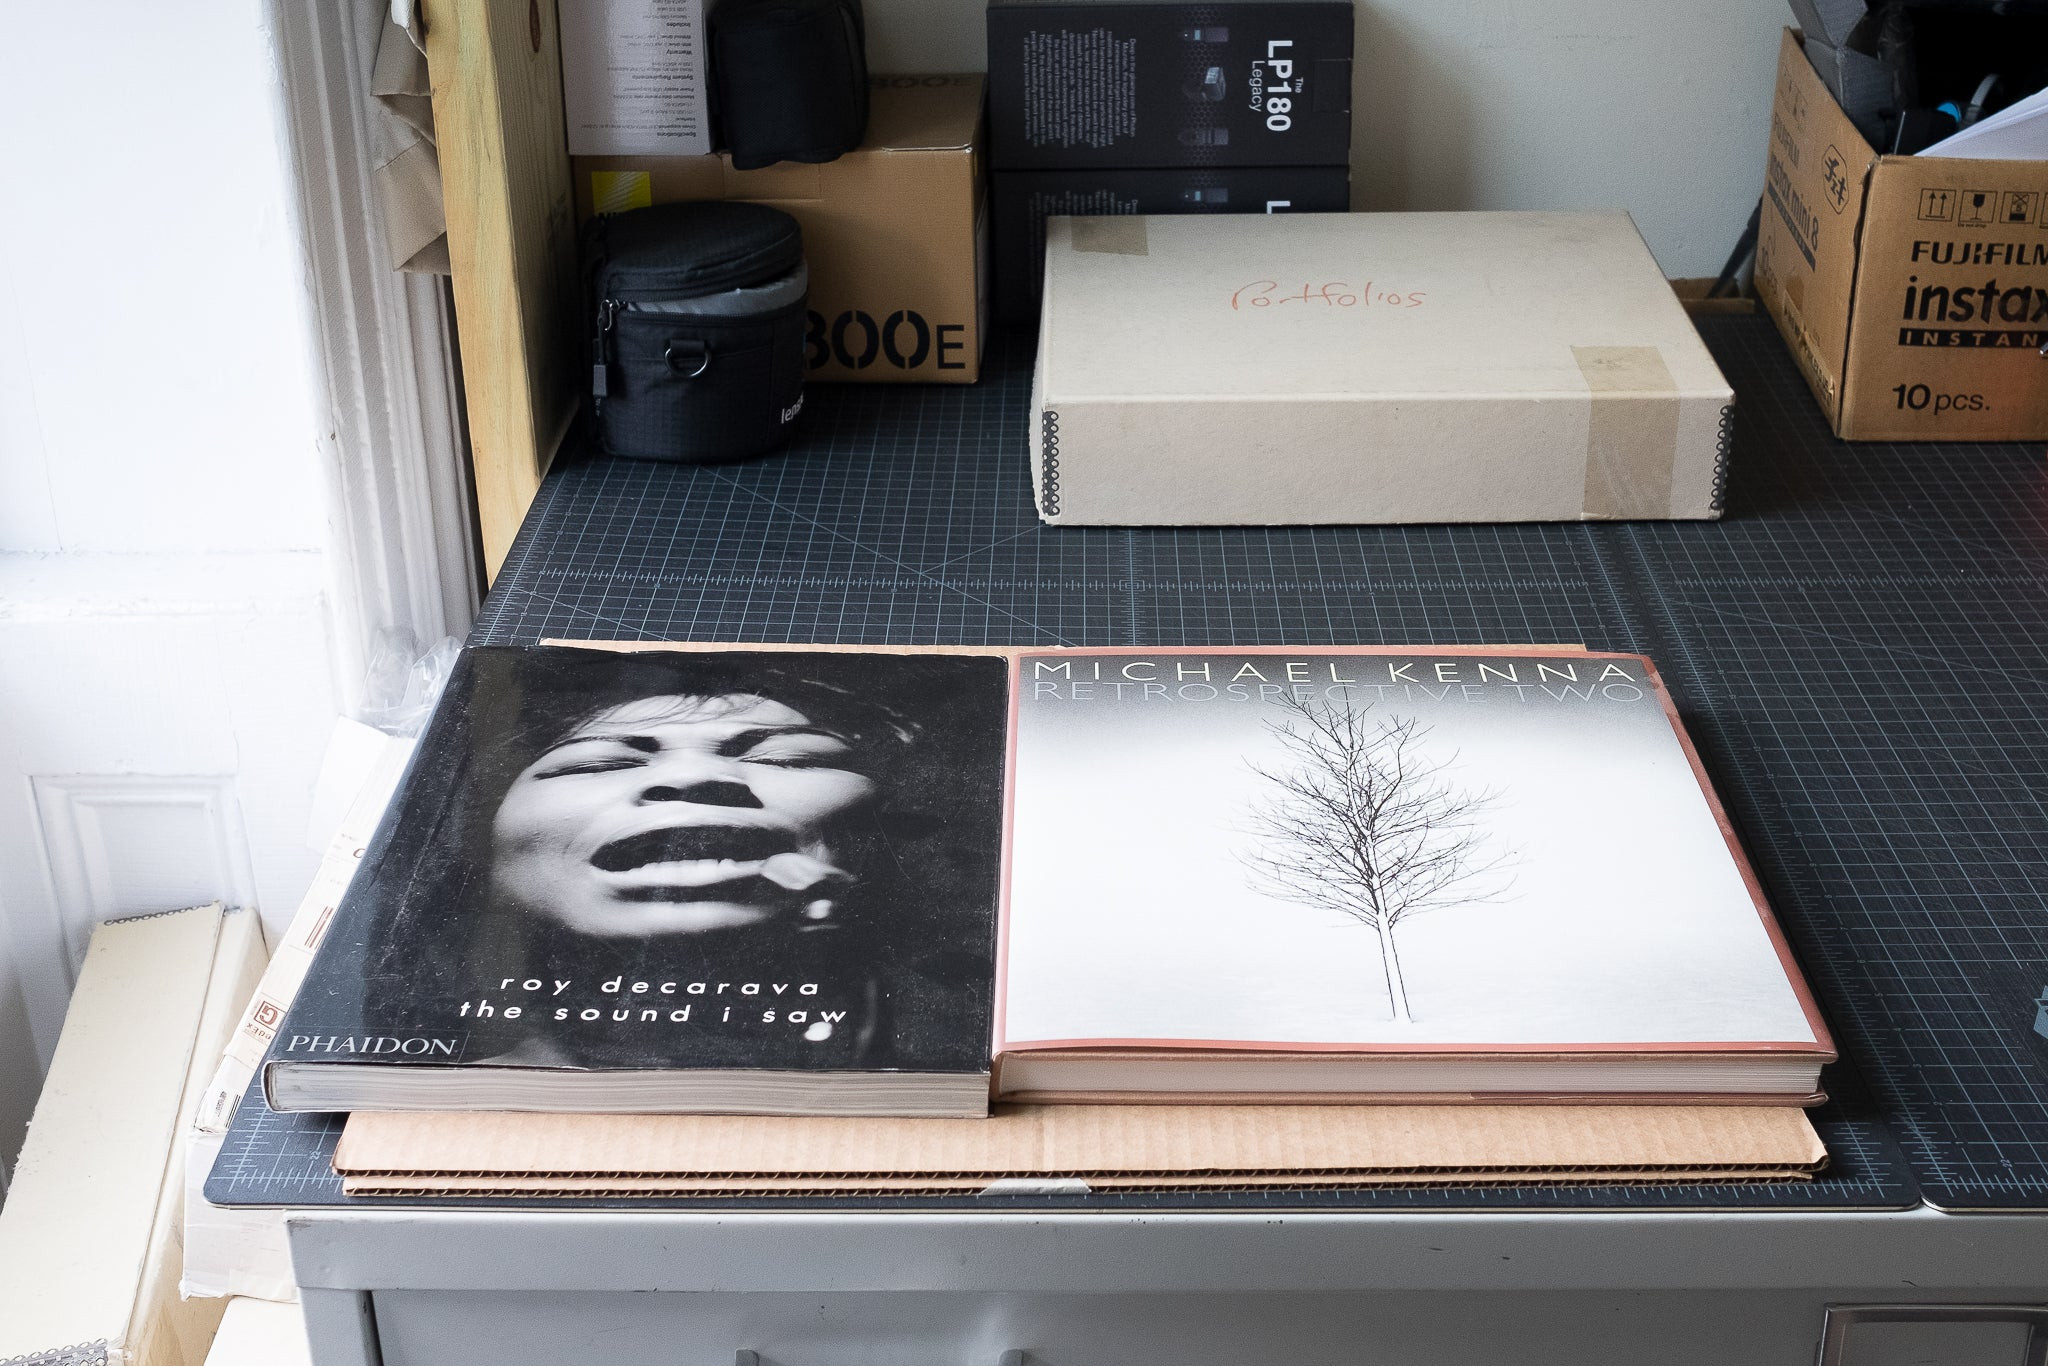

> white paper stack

[
  {"left": 1922, "top": 86, "right": 2048, "bottom": 159},
  {"left": 200, "top": 1298, "right": 310, "bottom": 1366},
  {"left": 0, "top": 906, "right": 266, "bottom": 1366}
]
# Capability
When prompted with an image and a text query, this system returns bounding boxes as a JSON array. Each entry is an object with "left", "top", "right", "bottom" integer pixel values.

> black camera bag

[
  {"left": 709, "top": 0, "right": 869, "bottom": 169},
  {"left": 585, "top": 201, "right": 808, "bottom": 463}
]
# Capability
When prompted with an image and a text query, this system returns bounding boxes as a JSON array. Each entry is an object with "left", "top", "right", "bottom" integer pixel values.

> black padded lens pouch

[
  {"left": 709, "top": 0, "right": 869, "bottom": 169},
  {"left": 585, "top": 201, "right": 808, "bottom": 464}
]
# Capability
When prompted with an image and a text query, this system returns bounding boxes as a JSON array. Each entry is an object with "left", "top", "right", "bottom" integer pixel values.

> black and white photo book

[
  {"left": 265, "top": 645, "right": 1012, "bottom": 1117},
  {"left": 996, "top": 647, "right": 1835, "bottom": 1104},
  {"left": 266, "top": 642, "right": 1834, "bottom": 1117}
]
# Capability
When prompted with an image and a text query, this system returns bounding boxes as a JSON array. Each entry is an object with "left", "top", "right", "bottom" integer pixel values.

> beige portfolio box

[
  {"left": 574, "top": 75, "right": 987, "bottom": 383},
  {"left": 1757, "top": 29, "right": 2048, "bottom": 441},
  {"left": 1030, "top": 211, "right": 1734, "bottom": 526}
]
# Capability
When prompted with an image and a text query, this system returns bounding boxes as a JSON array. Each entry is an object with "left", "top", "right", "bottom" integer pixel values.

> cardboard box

[
  {"left": 994, "top": 165, "right": 1350, "bottom": 321},
  {"left": 1756, "top": 29, "right": 2048, "bottom": 441},
  {"left": 574, "top": 75, "right": 987, "bottom": 384},
  {"left": 1030, "top": 211, "right": 1734, "bottom": 526},
  {"left": 558, "top": 0, "right": 713, "bottom": 157},
  {"left": 986, "top": 0, "right": 1352, "bottom": 170}
]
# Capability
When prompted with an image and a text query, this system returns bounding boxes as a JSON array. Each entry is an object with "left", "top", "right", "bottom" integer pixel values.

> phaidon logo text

[{"left": 283, "top": 1034, "right": 457, "bottom": 1055}]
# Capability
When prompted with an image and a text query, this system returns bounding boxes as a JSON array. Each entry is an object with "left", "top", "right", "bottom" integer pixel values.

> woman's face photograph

[{"left": 490, "top": 692, "right": 879, "bottom": 937}]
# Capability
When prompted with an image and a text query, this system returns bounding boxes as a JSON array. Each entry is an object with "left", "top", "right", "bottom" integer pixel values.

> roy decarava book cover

[{"left": 266, "top": 645, "right": 1011, "bottom": 1110}]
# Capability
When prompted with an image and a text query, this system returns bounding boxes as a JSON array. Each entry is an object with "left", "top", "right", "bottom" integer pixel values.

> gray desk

[{"left": 240, "top": 318, "right": 2048, "bottom": 1364}]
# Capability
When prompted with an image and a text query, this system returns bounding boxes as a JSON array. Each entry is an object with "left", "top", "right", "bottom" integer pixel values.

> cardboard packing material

[
  {"left": 335, "top": 1105, "right": 1826, "bottom": 1197},
  {"left": 0, "top": 906, "right": 267, "bottom": 1366},
  {"left": 573, "top": 75, "right": 988, "bottom": 384},
  {"left": 1030, "top": 211, "right": 1735, "bottom": 526},
  {"left": 1756, "top": 29, "right": 2048, "bottom": 441}
]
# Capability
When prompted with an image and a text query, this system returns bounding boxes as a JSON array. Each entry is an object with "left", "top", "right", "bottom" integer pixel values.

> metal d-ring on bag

[{"left": 585, "top": 201, "right": 809, "bottom": 463}]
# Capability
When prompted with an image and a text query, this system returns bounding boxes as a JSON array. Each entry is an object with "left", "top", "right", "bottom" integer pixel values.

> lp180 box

[
  {"left": 1031, "top": 212, "right": 1734, "bottom": 526},
  {"left": 986, "top": 0, "right": 1352, "bottom": 169}
]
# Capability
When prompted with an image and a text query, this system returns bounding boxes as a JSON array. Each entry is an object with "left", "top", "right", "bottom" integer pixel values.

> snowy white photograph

[{"left": 1001, "top": 649, "right": 1824, "bottom": 1050}]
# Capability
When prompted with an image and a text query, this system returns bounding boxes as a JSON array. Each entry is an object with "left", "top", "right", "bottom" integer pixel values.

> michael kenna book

[
  {"left": 265, "top": 643, "right": 1833, "bottom": 1116},
  {"left": 994, "top": 646, "right": 1834, "bottom": 1104}
]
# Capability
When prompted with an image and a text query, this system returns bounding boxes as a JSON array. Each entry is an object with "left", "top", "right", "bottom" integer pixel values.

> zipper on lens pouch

[{"left": 592, "top": 297, "right": 619, "bottom": 399}]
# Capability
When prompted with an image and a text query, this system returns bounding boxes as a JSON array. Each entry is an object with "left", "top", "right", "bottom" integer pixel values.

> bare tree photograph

[
  {"left": 1240, "top": 696, "right": 1517, "bottom": 1024},
  {"left": 1002, "top": 648, "right": 1826, "bottom": 1051}
]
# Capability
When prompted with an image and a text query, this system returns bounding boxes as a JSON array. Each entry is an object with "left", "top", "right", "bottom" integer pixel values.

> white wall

[
  {"left": 867, "top": 0, "right": 1788, "bottom": 277},
  {"left": 0, "top": 1, "right": 332, "bottom": 554},
  {"left": 0, "top": 0, "right": 345, "bottom": 1178}
]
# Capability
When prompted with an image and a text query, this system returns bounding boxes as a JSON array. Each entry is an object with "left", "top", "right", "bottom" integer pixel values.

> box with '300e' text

[
  {"left": 574, "top": 76, "right": 986, "bottom": 384},
  {"left": 1756, "top": 28, "right": 2048, "bottom": 440}
]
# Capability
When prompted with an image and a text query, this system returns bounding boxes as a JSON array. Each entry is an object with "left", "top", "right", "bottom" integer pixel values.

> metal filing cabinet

[{"left": 290, "top": 1209, "right": 2048, "bottom": 1366}]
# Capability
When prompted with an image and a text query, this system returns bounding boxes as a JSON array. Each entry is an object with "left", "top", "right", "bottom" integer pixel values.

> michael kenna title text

[{"left": 1027, "top": 657, "right": 1648, "bottom": 704}]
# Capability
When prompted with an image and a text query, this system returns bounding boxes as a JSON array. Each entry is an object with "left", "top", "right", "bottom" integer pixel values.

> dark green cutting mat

[{"left": 211, "top": 315, "right": 2048, "bottom": 1212}]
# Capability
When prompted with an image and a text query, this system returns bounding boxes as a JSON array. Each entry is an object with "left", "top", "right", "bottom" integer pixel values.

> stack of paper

[
  {"left": 201, "top": 1298, "right": 310, "bottom": 1366},
  {"left": 0, "top": 906, "right": 266, "bottom": 1366},
  {"left": 1923, "top": 86, "right": 2048, "bottom": 159}
]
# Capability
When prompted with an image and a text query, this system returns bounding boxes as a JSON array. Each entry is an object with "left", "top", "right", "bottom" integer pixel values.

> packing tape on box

[
  {"left": 1072, "top": 217, "right": 1149, "bottom": 256},
  {"left": 1575, "top": 345, "right": 1680, "bottom": 519}
]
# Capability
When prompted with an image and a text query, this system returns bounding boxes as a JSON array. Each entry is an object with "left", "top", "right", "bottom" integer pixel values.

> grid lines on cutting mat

[{"left": 229, "top": 316, "right": 2045, "bottom": 1212}]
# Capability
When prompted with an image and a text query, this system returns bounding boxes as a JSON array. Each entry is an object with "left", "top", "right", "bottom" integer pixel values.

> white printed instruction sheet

[{"left": 560, "top": 0, "right": 713, "bottom": 157}]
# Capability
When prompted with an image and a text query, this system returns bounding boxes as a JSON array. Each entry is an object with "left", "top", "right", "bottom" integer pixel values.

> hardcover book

[
  {"left": 264, "top": 645, "right": 1012, "bottom": 1117},
  {"left": 265, "top": 642, "right": 1833, "bottom": 1116},
  {"left": 996, "top": 646, "right": 1835, "bottom": 1103}
]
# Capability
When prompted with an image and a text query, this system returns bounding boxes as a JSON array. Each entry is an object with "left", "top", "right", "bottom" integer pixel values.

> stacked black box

[{"left": 987, "top": 0, "right": 1353, "bottom": 321}]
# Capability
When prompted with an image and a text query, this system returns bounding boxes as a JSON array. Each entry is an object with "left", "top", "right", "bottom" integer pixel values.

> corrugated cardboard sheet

[{"left": 337, "top": 1105, "right": 1825, "bottom": 1197}]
